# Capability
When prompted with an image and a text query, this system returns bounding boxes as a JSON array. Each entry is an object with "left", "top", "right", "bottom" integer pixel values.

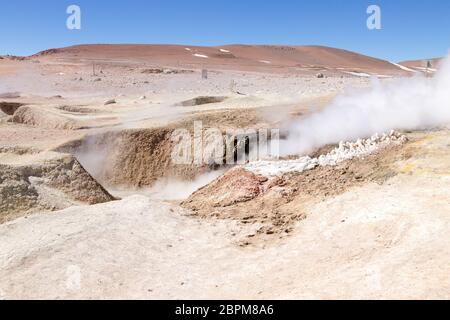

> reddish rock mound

[
  {"left": 181, "top": 142, "right": 410, "bottom": 244},
  {"left": 183, "top": 168, "right": 268, "bottom": 209}
]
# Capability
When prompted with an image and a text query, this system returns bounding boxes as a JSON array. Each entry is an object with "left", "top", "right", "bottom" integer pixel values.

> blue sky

[{"left": 0, "top": 0, "right": 449, "bottom": 61}]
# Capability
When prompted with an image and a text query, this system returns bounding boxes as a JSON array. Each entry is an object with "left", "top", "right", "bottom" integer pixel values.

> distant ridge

[
  {"left": 31, "top": 44, "right": 415, "bottom": 75},
  {"left": 399, "top": 58, "right": 443, "bottom": 72}
]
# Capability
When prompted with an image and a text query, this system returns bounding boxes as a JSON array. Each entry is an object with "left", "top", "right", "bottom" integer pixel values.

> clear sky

[{"left": 0, "top": 0, "right": 449, "bottom": 61}]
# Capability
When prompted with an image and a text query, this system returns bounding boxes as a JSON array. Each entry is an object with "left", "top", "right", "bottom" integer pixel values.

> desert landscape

[{"left": 0, "top": 44, "right": 449, "bottom": 300}]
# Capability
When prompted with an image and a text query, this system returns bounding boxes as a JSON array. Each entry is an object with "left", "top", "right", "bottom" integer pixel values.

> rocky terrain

[
  {"left": 0, "top": 149, "right": 114, "bottom": 223},
  {"left": 0, "top": 45, "right": 448, "bottom": 299}
]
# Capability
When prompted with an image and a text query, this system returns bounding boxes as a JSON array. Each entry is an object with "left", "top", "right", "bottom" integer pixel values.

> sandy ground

[
  {"left": 0, "top": 57, "right": 372, "bottom": 146},
  {"left": 0, "top": 48, "right": 449, "bottom": 300},
  {"left": 0, "top": 130, "right": 448, "bottom": 299}
]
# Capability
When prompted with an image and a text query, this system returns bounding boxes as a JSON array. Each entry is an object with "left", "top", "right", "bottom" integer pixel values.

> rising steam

[
  {"left": 146, "top": 170, "right": 226, "bottom": 200},
  {"left": 282, "top": 53, "right": 450, "bottom": 155}
]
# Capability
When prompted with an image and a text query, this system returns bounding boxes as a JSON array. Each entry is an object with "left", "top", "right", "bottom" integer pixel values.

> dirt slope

[
  {"left": 0, "top": 129, "right": 448, "bottom": 299},
  {"left": 0, "top": 150, "right": 114, "bottom": 223}
]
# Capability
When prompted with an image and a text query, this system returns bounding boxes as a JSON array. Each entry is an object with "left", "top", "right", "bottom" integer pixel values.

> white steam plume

[
  {"left": 146, "top": 170, "right": 226, "bottom": 200},
  {"left": 282, "top": 53, "right": 450, "bottom": 155}
]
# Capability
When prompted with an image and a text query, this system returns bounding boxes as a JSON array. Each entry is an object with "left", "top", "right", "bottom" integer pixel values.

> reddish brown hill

[
  {"left": 31, "top": 44, "right": 409, "bottom": 75},
  {"left": 399, "top": 57, "right": 442, "bottom": 70}
]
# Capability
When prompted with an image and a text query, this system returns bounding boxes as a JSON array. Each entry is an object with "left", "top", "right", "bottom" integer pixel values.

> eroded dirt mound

[
  {"left": 184, "top": 167, "right": 268, "bottom": 208},
  {"left": 58, "top": 105, "right": 99, "bottom": 114},
  {"left": 11, "top": 105, "right": 84, "bottom": 130},
  {"left": 57, "top": 127, "right": 210, "bottom": 188},
  {"left": 182, "top": 141, "right": 411, "bottom": 243},
  {"left": 177, "top": 96, "right": 228, "bottom": 107},
  {"left": 104, "top": 128, "right": 189, "bottom": 186},
  {"left": 57, "top": 107, "right": 270, "bottom": 188},
  {"left": 141, "top": 68, "right": 164, "bottom": 74},
  {"left": 0, "top": 150, "right": 114, "bottom": 223}
]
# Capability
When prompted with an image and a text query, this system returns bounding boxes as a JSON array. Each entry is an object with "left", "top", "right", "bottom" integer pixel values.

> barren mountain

[
  {"left": 31, "top": 44, "right": 409, "bottom": 75},
  {"left": 399, "top": 57, "right": 443, "bottom": 72},
  {"left": 400, "top": 57, "right": 442, "bottom": 68}
]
